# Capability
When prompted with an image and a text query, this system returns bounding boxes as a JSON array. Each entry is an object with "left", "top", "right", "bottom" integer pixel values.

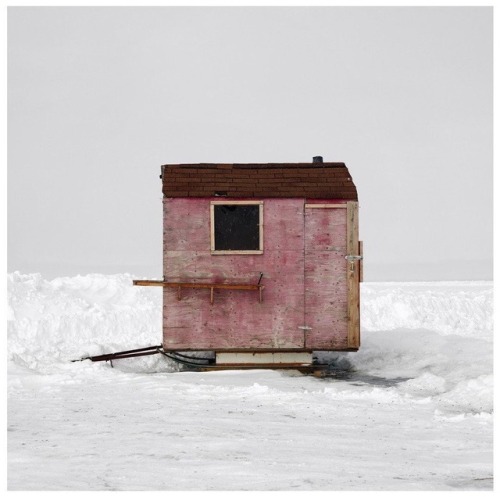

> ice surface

[{"left": 7, "top": 273, "right": 493, "bottom": 490}]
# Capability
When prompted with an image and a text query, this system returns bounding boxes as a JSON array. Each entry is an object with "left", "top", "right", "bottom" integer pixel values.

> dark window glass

[{"left": 214, "top": 204, "right": 260, "bottom": 251}]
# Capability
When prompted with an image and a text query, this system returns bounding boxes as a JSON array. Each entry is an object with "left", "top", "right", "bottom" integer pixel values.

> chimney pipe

[{"left": 313, "top": 156, "right": 323, "bottom": 163}]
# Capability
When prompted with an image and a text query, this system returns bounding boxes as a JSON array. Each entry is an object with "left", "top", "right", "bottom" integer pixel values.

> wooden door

[{"left": 304, "top": 202, "right": 360, "bottom": 350}]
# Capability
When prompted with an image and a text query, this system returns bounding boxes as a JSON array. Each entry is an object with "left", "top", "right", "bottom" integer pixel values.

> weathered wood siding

[
  {"left": 304, "top": 207, "right": 348, "bottom": 348},
  {"left": 346, "top": 201, "right": 361, "bottom": 348},
  {"left": 163, "top": 197, "right": 354, "bottom": 351},
  {"left": 163, "top": 198, "right": 305, "bottom": 350}
]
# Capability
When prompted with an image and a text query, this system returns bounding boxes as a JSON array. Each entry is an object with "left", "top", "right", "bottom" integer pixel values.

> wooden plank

[
  {"left": 133, "top": 280, "right": 263, "bottom": 291},
  {"left": 210, "top": 200, "right": 264, "bottom": 205},
  {"left": 210, "top": 203, "right": 215, "bottom": 251},
  {"left": 359, "top": 240, "right": 364, "bottom": 283},
  {"left": 134, "top": 280, "right": 167, "bottom": 287},
  {"left": 305, "top": 204, "right": 347, "bottom": 209},
  {"left": 211, "top": 250, "right": 264, "bottom": 255},
  {"left": 259, "top": 200, "right": 264, "bottom": 251},
  {"left": 346, "top": 201, "right": 360, "bottom": 349}
]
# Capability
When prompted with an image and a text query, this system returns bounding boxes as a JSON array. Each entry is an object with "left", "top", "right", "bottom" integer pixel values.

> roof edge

[{"left": 161, "top": 162, "right": 346, "bottom": 170}]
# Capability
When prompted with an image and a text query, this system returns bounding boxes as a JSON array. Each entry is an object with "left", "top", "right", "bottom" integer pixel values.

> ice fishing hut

[{"left": 135, "top": 156, "right": 362, "bottom": 369}]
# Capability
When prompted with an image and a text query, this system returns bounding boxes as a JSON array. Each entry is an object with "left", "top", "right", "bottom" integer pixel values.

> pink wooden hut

[{"left": 135, "top": 156, "right": 362, "bottom": 368}]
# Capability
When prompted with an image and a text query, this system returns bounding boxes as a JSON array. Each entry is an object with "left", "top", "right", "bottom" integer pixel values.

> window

[{"left": 210, "top": 201, "right": 263, "bottom": 254}]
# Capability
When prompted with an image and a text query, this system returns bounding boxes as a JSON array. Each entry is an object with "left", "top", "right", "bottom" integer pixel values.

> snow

[{"left": 7, "top": 273, "right": 493, "bottom": 490}]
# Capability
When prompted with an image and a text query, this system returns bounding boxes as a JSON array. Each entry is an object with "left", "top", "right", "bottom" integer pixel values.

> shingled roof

[{"left": 161, "top": 162, "right": 357, "bottom": 200}]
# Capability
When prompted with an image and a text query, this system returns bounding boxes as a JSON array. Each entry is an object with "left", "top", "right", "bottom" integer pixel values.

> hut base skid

[
  {"left": 74, "top": 157, "right": 362, "bottom": 373},
  {"left": 73, "top": 343, "right": 338, "bottom": 374}
]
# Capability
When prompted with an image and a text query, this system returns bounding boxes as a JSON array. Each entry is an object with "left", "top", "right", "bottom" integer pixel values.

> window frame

[{"left": 210, "top": 200, "right": 264, "bottom": 255}]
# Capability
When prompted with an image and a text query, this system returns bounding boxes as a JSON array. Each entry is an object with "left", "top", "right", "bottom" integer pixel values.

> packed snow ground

[{"left": 7, "top": 273, "right": 493, "bottom": 490}]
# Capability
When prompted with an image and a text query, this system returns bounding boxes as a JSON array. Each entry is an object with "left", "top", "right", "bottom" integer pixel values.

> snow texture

[{"left": 7, "top": 273, "right": 493, "bottom": 490}]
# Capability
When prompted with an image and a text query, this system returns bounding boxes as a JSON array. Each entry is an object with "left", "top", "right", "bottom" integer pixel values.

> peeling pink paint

[{"left": 163, "top": 198, "right": 349, "bottom": 351}]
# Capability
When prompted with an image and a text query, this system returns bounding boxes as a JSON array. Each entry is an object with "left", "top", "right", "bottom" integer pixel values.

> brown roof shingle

[{"left": 161, "top": 162, "right": 358, "bottom": 200}]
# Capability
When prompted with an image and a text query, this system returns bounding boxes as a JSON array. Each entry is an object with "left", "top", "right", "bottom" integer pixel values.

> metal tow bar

[
  {"left": 71, "top": 345, "right": 163, "bottom": 365},
  {"left": 71, "top": 346, "right": 215, "bottom": 368}
]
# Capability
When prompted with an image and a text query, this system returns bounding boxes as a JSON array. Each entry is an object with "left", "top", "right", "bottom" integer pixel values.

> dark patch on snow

[
  {"left": 317, "top": 369, "right": 411, "bottom": 387},
  {"left": 445, "top": 477, "right": 493, "bottom": 490}
]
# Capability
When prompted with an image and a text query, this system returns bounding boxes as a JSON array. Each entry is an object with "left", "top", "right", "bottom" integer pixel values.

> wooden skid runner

[{"left": 198, "top": 364, "right": 331, "bottom": 375}]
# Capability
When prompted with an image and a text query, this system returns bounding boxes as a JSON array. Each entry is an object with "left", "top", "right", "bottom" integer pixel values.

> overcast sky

[{"left": 7, "top": 6, "right": 493, "bottom": 281}]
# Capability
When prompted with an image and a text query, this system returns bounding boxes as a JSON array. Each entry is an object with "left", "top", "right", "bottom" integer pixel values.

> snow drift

[
  {"left": 7, "top": 273, "right": 493, "bottom": 490},
  {"left": 7, "top": 272, "right": 493, "bottom": 416}
]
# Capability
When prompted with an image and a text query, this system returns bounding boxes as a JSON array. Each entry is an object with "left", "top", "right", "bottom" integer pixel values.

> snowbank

[
  {"left": 7, "top": 273, "right": 493, "bottom": 490},
  {"left": 7, "top": 272, "right": 163, "bottom": 371},
  {"left": 362, "top": 281, "right": 492, "bottom": 339},
  {"left": 7, "top": 272, "right": 493, "bottom": 415}
]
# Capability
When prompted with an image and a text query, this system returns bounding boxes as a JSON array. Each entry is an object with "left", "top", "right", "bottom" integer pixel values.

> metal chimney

[{"left": 312, "top": 156, "right": 323, "bottom": 163}]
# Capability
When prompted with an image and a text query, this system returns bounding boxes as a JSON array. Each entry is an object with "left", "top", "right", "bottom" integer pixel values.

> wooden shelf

[{"left": 133, "top": 280, "right": 264, "bottom": 304}]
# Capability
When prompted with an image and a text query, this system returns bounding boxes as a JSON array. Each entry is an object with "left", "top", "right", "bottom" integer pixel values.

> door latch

[{"left": 345, "top": 254, "right": 363, "bottom": 272}]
